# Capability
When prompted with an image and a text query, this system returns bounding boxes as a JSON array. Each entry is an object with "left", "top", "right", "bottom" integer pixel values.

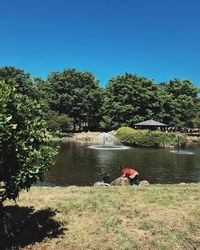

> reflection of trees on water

[
  {"left": 46, "top": 142, "right": 102, "bottom": 186},
  {"left": 45, "top": 142, "right": 200, "bottom": 185}
]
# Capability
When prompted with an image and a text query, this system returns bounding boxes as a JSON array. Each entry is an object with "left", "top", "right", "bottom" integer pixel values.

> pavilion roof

[{"left": 134, "top": 119, "right": 168, "bottom": 127}]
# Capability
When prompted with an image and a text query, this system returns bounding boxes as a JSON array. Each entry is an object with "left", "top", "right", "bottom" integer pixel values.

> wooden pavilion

[{"left": 134, "top": 119, "right": 169, "bottom": 131}]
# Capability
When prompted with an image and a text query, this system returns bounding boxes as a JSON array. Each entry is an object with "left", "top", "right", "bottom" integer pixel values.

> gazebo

[{"left": 134, "top": 119, "right": 169, "bottom": 131}]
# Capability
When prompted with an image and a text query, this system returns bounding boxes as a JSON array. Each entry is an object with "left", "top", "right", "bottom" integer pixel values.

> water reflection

[{"left": 45, "top": 142, "right": 200, "bottom": 186}]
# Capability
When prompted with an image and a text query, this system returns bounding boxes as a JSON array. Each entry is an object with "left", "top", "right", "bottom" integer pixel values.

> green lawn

[{"left": 2, "top": 184, "right": 200, "bottom": 250}]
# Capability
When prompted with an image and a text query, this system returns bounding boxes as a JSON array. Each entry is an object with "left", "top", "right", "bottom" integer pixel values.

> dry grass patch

[{"left": 2, "top": 184, "right": 200, "bottom": 250}]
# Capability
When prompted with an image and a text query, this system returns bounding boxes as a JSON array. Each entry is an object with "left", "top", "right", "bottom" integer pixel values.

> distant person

[
  {"left": 102, "top": 172, "right": 110, "bottom": 184},
  {"left": 129, "top": 174, "right": 140, "bottom": 185},
  {"left": 121, "top": 168, "right": 140, "bottom": 185}
]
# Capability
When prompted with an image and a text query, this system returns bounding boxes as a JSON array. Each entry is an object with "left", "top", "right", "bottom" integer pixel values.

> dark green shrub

[
  {"left": 43, "top": 110, "right": 73, "bottom": 132},
  {"left": 115, "top": 127, "right": 187, "bottom": 148}
]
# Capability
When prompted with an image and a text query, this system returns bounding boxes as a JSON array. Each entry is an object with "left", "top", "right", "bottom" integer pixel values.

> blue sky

[{"left": 1, "top": 0, "right": 200, "bottom": 86}]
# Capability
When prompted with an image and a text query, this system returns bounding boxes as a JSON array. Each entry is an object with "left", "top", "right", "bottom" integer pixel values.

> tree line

[{"left": 1, "top": 66, "right": 200, "bottom": 132}]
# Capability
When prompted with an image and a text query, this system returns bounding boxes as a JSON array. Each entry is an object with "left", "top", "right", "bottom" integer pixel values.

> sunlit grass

[{"left": 4, "top": 184, "right": 200, "bottom": 249}]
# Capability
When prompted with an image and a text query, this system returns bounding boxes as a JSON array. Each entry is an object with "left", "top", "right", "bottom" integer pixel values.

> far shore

[{"left": 49, "top": 131, "right": 200, "bottom": 145}]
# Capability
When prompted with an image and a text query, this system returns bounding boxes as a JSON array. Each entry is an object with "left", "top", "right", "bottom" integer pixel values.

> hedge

[{"left": 115, "top": 127, "right": 187, "bottom": 148}]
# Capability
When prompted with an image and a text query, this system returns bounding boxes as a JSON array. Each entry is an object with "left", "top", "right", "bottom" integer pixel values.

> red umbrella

[{"left": 121, "top": 168, "right": 139, "bottom": 177}]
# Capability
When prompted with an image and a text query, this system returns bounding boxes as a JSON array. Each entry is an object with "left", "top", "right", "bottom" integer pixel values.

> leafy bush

[
  {"left": 0, "top": 79, "right": 58, "bottom": 203},
  {"left": 115, "top": 127, "right": 186, "bottom": 148}
]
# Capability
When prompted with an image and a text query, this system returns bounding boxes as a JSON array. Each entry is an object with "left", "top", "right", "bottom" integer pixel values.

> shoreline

[
  {"left": 34, "top": 182, "right": 200, "bottom": 189},
  {"left": 36, "top": 182, "right": 200, "bottom": 188},
  {"left": 49, "top": 131, "right": 200, "bottom": 146}
]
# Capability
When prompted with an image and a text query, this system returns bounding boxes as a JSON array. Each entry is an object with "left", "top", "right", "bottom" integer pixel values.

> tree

[
  {"left": 155, "top": 83, "right": 173, "bottom": 124},
  {"left": 0, "top": 70, "right": 57, "bottom": 203},
  {"left": 192, "top": 100, "right": 200, "bottom": 131},
  {"left": 34, "top": 77, "right": 52, "bottom": 112},
  {"left": 163, "top": 79, "right": 200, "bottom": 129},
  {"left": 101, "top": 73, "right": 160, "bottom": 130},
  {"left": 46, "top": 69, "right": 103, "bottom": 131},
  {"left": 43, "top": 111, "right": 73, "bottom": 132},
  {"left": 0, "top": 66, "right": 37, "bottom": 99}
]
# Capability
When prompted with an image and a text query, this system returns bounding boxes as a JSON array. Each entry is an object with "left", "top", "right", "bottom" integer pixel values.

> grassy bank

[{"left": 2, "top": 184, "right": 200, "bottom": 250}]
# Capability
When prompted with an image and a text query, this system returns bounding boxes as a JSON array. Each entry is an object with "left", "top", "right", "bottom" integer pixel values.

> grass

[{"left": 2, "top": 184, "right": 200, "bottom": 250}]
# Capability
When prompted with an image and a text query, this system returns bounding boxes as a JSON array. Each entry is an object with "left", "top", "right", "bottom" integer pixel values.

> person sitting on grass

[
  {"left": 102, "top": 172, "right": 110, "bottom": 184},
  {"left": 129, "top": 172, "right": 140, "bottom": 185}
]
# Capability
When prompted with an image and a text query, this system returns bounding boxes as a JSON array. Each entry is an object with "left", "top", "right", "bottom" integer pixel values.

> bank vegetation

[{"left": 115, "top": 127, "right": 187, "bottom": 148}]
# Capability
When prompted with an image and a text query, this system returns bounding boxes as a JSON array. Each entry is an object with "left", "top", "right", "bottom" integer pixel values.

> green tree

[
  {"left": 0, "top": 76, "right": 57, "bottom": 203},
  {"left": 34, "top": 77, "right": 53, "bottom": 112},
  {"left": 0, "top": 66, "right": 37, "bottom": 99},
  {"left": 101, "top": 73, "right": 160, "bottom": 130},
  {"left": 46, "top": 69, "right": 103, "bottom": 131},
  {"left": 163, "top": 79, "right": 200, "bottom": 129},
  {"left": 155, "top": 83, "right": 173, "bottom": 124},
  {"left": 43, "top": 110, "right": 73, "bottom": 132},
  {"left": 192, "top": 100, "right": 200, "bottom": 131}
]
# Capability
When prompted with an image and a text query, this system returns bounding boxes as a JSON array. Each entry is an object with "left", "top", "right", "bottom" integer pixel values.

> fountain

[
  {"left": 88, "top": 132, "right": 130, "bottom": 150},
  {"left": 170, "top": 134, "right": 195, "bottom": 155}
]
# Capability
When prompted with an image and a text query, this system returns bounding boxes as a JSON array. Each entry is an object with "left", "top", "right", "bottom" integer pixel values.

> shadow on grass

[{"left": 0, "top": 205, "right": 64, "bottom": 249}]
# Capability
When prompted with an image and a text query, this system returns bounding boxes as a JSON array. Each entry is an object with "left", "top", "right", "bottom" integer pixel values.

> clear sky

[{"left": 1, "top": 0, "right": 200, "bottom": 87}]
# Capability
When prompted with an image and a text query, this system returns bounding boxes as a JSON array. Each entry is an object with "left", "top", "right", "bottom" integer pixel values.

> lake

[{"left": 45, "top": 141, "right": 200, "bottom": 186}]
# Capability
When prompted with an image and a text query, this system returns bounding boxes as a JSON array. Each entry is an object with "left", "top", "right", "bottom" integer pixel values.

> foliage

[
  {"left": 101, "top": 73, "right": 161, "bottom": 130},
  {"left": 0, "top": 66, "right": 37, "bottom": 99},
  {"left": 192, "top": 100, "right": 200, "bottom": 129},
  {"left": 0, "top": 75, "right": 57, "bottom": 203},
  {"left": 34, "top": 77, "right": 52, "bottom": 112},
  {"left": 115, "top": 127, "right": 186, "bottom": 148},
  {"left": 43, "top": 110, "right": 73, "bottom": 132},
  {"left": 2, "top": 67, "right": 200, "bottom": 133},
  {"left": 41, "top": 69, "right": 103, "bottom": 131},
  {"left": 101, "top": 75, "right": 200, "bottom": 131},
  {"left": 157, "top": 79, "right": 200, "bottom": 128}
]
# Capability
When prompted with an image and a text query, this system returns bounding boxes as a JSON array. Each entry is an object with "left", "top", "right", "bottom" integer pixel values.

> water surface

[{"left": 45, "top": 142, "right": 200, "bottom": 186}]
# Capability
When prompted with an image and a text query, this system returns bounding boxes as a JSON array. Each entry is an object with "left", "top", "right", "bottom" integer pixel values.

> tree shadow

[{"left": 0, "top": 205, "right": 64, "bottom": 249}]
